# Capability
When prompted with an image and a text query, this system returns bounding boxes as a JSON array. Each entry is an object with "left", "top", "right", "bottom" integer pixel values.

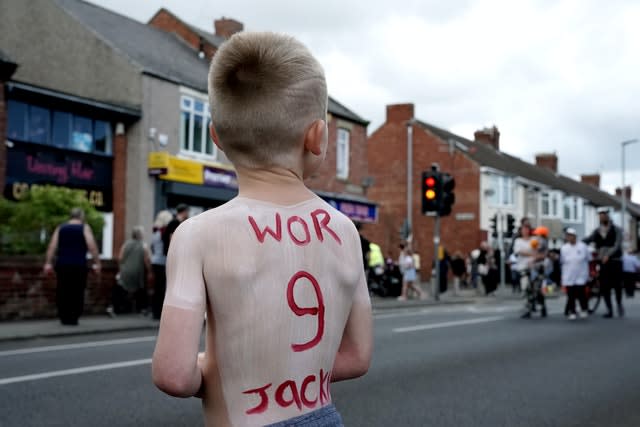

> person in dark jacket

[
  {"left": 583, "top": 208, "right": 624, "bottom": 318},
  {"left": 44, "top": 207, "right": 100, "bottom": 325}
]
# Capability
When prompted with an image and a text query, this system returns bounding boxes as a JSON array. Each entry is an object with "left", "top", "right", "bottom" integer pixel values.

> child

[{"left": 152, "top": 32, "right": 373, "bottom": 427}]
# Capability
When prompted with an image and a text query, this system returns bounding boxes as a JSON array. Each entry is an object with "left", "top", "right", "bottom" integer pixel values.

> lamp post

[{"left": 621, "top": 139, "right": 639, "bottom": 245}]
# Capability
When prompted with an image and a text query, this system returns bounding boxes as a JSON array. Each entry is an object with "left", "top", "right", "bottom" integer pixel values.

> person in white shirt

[
  {"left": 622, "top": 250, "right": 640, "bottom": 298},
  {"left": 560, "top": 228, "right": 590, "bottom": 320}
]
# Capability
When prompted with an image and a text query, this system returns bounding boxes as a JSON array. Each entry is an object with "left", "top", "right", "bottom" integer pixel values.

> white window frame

[
  {"left": 563, "top": 196, "right": 583, "bottom": 223},
  {"left": 179, "top": 94, "right": 216, "bottom": 160},
  {"left": 541, "top": 191, "right": 562, "bottom": 218},
  {"left": 336, "top": 128, "right": 350, "bottom": 180},
  {"left": 487, "top": 175, "right": 515, "bottom": 207}
]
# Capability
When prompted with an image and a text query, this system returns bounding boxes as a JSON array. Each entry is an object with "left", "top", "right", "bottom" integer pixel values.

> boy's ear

[
  {"left": 209, "top": 123, "right": 224, "bottom": 152},
  {"left": 304, "top": 119, "right": 327, "bottom": 156}
]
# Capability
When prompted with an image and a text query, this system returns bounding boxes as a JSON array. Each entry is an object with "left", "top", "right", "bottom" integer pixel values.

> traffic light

[
  {"left": 490, "top": 214, "right": 498, "bottom": 238},
  {"left": 421, "top": 171, "right": 441, "bottom": 214},
  {"left": 439, "top": 173, "right": 456, "bottom": 216},
  {"left": 506, "top": 214, "right": 516, "bottom": 238}
]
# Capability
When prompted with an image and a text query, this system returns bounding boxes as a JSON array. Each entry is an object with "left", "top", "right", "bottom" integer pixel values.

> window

[
  {"left": 28, "top": 106, "right": 50, "bottom": 144},
  {"left": 336, "top": 128, "right": 350, "bottom": 180},
  {"left": 180, "top": 95, "right": 215, "bottom": 158},
  {"left": 52, "top": 111, "right": 72, "bottom": 148},
  {"left": 6, "top": 100, "right": 112, "bottom": 155},
  {"left": 541, "top": 191, "right": 562, "bottom": 218},
  {"left": 94, "top": 120, "right": 112, "bottom": 154},
  {"left": 7, "top": 100, "right": 28, "bottom": 140},
  {"left": 563, "top": 196, "right": 582, "bottom": 222},
  {"left": 487, "top": 175, "right": 514, "bottom": 206}
]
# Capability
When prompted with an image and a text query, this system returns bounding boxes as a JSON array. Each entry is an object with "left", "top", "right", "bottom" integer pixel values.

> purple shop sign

[{"left": 203, "top": 166, "right": 238, "bottom": 190}]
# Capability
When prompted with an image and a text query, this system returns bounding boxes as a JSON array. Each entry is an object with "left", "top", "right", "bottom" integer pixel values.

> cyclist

[{"left": 583, "top": 207, "right": 624, "bottom": 318}]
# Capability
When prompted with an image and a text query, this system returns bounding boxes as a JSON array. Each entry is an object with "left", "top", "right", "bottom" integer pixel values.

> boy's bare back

[{"left": 152, "top": 31, "right": 372, "bottom": 427}]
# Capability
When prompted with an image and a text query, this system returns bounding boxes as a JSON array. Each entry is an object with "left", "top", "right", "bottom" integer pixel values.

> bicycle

[
  {"left": 520, "top": 262, "right": 547, "bottom": 318},
  {"left": 585, "top": 258, "right": 601, "bottom": 314}
]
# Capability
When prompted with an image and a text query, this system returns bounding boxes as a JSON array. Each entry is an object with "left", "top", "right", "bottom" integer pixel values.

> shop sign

[
  {"left": 203, "top": 165, "right": 238, "bottom": 190},
  {"left": 158, "top": 157, "right": 204, "bottom": 185},
  {"left": 324, "top": 198, "right": 378, "bottom": 223},
  {"left": 147, "top": 152, "right": 170, "bottom": 175},
  {"left": 4, "top": 140, "right": 113, "bottom": 211}
]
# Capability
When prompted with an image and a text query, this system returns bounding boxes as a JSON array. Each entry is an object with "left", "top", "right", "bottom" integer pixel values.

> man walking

[
  {"left": 584, "top": 208, "right": 624, "bottom": 318},
  {"left": 560, "top": 228, "right": 590, "bottom": 320},
  {"left": 44, "top": 207, "right": 100, "bottom": 325}
]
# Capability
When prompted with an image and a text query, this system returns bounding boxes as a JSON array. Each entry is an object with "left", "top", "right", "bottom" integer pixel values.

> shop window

[
  {"left": 28, "top": 106, "right": 50, "bottom": 144},
  {"left": 7, "top": 100, "right": 28, "bottom": 141},
  {"left": 52, "top": 111, "right": 72, "bottom": 148},
  {"left": 6, "top": 100, "right": 112, "bottom": 155},
  {"left": 71, "top": 116, "right": 93, "bottom": 152},
  {"left": 94, "top": 120, "right": 112, "bottom": 154},
  {"left": 180, "top": 95, "right": 215, "bottom": 158}
]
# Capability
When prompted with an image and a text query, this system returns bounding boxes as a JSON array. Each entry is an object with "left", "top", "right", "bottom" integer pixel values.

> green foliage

[{"left": 0, "top": 186, "right": 104, "bottom": 255}]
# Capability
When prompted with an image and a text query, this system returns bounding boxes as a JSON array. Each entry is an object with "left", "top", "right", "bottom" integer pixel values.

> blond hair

[
  {"left": 153, "top": 210, "right": 173, "bottom": 229},
  {"left": 208, "top": 32, "right": 328, "bottom": 168}
]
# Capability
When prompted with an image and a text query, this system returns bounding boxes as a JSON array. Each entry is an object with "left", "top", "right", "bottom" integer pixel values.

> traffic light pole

[
  {"left": 498, "top": 212, "right": 506, "bottom": 290},
  {"left": 433, "top": 214, "right": 440, "bottom": 301}
]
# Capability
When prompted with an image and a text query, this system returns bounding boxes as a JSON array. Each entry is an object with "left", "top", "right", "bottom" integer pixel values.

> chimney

[
  {"left": 580, "top": 174, "right": 600, "bottom": 188},
  {"left": 535, "top": 153, "right": 558, "bottom": 173},
  {"left": 214, "top": 17, "right": 243, "bottom": 39},
  {"left": 386, "top": 103, "right": 414, "bottom": 124},
  {"left": 474, "top": 126, "right": 500, "bottom": 150},
  {"left": 615, "top": 186, "right": 632, "bottom": 200}
]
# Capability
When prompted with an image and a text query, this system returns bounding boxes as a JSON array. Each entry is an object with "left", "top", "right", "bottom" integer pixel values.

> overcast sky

[{"left": 91, "top": 0, "right": 640, "bottom": 202}]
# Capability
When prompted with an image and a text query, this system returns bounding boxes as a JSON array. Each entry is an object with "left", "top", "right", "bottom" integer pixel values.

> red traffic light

[{"left": 425, "top": 177, "right": 436, "bottom": 187}]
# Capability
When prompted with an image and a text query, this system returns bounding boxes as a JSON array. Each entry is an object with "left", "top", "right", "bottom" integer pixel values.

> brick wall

[
  {"left": 304, "top": 116, "right": 369, "bottom": 196},
  {"left": 364, "top": 104, "right": 482, "bottom": 278},
  {"left": 535, "top": 153, "right": 558, "bottom": 173},
  {"left": 0, "top": 79, "right": 6, "bottom": 192},
  {"left": 0, "top": 256, "right": 117, "bottom": 320},
  {"left": 148, "top": 9, "right": 217, "bottom": 59},
  {"left": 581, "top": 174, "right": 600, "bottom": 188}
]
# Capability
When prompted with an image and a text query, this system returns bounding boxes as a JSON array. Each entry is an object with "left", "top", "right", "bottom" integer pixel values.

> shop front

[{"left": 148, "top": 152, "right": 379, "bottom": 223}]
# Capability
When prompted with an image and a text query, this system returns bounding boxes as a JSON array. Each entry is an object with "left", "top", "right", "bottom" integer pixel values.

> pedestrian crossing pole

[
  {"left": 433, "top": 215, "right": 440, "bottom": 301},
  {"left": 498, "top": 212, "right": 506, "bottom": 290}
]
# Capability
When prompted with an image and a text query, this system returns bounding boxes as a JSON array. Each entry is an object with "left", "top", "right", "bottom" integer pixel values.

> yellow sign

[{"left": 147, "top": 152, "right": 170, "bottom": 174}]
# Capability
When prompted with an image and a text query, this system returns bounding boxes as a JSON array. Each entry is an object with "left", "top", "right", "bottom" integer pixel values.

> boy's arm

[
  {"left": 331, "top": 267, "right": 372, "bottom": 382},
  {"left": 152, "top": 221, "right": 206, "bottom": 398}
]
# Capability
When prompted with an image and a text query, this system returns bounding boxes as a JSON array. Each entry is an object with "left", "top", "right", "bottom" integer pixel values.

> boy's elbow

[
  {"left": 352, "top": 352, "right": 371, "bottom": 378},
  {"left": 152, "top": 362, "right": 197, "bottom": 398}
]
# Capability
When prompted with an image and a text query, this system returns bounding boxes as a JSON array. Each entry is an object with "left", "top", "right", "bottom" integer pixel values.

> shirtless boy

[{"left": 152, "top": 32, "right": 373, "bottom": 427}]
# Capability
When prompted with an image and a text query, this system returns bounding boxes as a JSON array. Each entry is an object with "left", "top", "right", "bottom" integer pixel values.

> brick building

[
  {"left": 364, "top": 103, "right": 640, "bottom": 283},
  {"left": 0, "top": 0, "right": 375, "bottom": 318}
]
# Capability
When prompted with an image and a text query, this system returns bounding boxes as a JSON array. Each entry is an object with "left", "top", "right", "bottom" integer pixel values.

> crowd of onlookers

[{"left": 360, "top": 212, "right": 640, "bottom": 320}]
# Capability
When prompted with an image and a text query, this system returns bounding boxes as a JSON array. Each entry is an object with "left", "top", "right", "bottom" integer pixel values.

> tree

[{"left": 0, "top": 186, "right": 104, "bottom": 255}]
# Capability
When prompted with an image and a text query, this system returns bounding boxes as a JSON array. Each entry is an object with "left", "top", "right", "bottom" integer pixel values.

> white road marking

[
  {"left": 393, "top": 316, "right": 505, "bottom": 333},
  {"left": 0, "top": 336, "right": 157, "bottom": 357},
  {"left": 0, "top": 358, "right": 152, "bottom": 385}
]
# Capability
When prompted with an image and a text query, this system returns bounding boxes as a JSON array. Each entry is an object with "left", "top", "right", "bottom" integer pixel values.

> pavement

[{"left": 0, "top": 285, "right": 540, "bottom": 342}]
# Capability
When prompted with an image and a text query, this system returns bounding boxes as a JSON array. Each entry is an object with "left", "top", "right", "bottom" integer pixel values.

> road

[{"left": 1, "top": 297, "right": 639, "bottom": 426}]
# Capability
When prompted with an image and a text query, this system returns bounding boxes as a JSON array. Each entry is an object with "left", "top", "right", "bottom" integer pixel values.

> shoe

[
  {"left": 397, "top": 296, "right": 407, "bottom": 301},
  {"left": 578, "top": 311, "right": 588, "bottom": 319},
  {"left": 568, "top": 314, "right": 577, "bottom": 321},
  {"left": 602, "top": 312, "right": 613, "bottom": 319},
  {"left": 618, "top": 307, "right": 625, "bottom": 317},
  {"left": 106, "top": 306, "right": 116, "bottom": 318},
  {"left": 541, "top": 308, "right": 547, "bottom": 318},
  {"left": 521, "top": 311, "right": 531, "bottom": 319}
]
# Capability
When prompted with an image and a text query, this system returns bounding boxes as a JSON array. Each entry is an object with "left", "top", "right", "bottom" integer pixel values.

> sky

[{"left": 90, "top": 0, "right": 640, "bottom": 202}]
